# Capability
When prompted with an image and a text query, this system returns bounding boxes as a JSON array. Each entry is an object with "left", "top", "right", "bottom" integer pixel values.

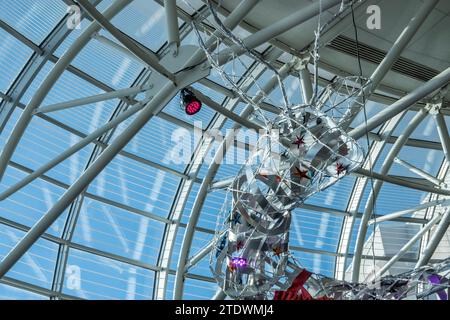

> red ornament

[
  {"left": 292, "top": 135, "right": 305, "bottom": 148},
  {"left": 293, "top": 166, "right": 310, "bottom": 180},
  {"left": 273, "top": 270, "right": 333, "bottom": 300},
  {"left": 336, "top": 162, "right": 347, "bottom": 175},
  {"left": 272, "top": 246, "right": 283, "bottom": 256}
]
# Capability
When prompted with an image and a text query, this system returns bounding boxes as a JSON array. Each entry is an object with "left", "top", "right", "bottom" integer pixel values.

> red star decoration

[
  {"left": 275, "top": 175, "right": 282, "bottom": 183},
  {"left": 292, "top": 135, "right": 305, "bottom": 148},
  {"left": 293, "top": 166, "right": 310, "bottom": 180},
  {"left": 228, "top": 263, "right": 236, "bottom": 272},
  {"left": 336, "top": 162, "right": 347, "bottom": 175},
  {"left": 273, "top": 246, "right": 283, "bottom": 256}
]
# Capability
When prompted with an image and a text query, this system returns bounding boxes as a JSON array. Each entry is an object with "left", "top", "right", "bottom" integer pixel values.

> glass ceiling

[{"left": 0, "top": 0, "right": 448, "bottom": 300}]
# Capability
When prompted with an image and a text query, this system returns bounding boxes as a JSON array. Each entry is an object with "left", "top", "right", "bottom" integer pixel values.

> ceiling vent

[{"left": 327, "top": 35, "right": 440, "bottom": 83}]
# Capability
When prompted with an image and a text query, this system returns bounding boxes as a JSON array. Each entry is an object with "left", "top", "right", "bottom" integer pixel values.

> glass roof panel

[
  {"left": 87, "top": 154, "right": 181, "bottom": 219},
  {"left": 0, "top": 165, "right": 69, "bottom": 237},
  {"left": 111, "top": 0, "right": 177, "bottom": 51},
  {"left": 0, "top": 224, "right": 58, "bottom": 290},
  {"left": 291, "top": 208, "right": 344, "bottom": 253},
  {"left": 62, "top": 248, "right": 155, "bottom": 299},
  {"left": 183, "top": 277, "right": 217, "bottom": 300},
  {"left": 0, "top": 283, "right": 47, "bottom": 299},
  {"left": 71, "top": 197, "right": 165, "bottom": 265},
  {"left": 304, "top": 176, "right": 357, "bottom": 211},
  {"left": 0, "top": 28, "right": 33, "bottom": 93},
  {"left": 292, "top": 250, "right": 336, "bottom": 277}
]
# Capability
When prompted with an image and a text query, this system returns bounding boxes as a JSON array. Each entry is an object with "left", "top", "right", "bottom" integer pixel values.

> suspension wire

[
  {"left": 204, "top": 0, "right": 292, "bottom": 121},
  {"left": 311, "top": 0, "right": 323, "bottom": 106}
]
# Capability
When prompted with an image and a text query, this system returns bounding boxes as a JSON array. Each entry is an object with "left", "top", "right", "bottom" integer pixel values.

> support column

[
  {"left": 434, "top": 112, "right": 450, "bottom": 165},
  {"left": 296, "top": 54, "right": 313, "bottom": 104},
  {"left": 164, "top": 0, "right": 180, "bottom": 55}
]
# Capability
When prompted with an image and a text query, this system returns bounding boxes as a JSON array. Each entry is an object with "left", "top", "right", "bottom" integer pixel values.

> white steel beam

[
  {"left": 393, "top": 157, "right": 443, "bottom": 186},
  {"left": 368, "top": 198, "right": 450, "bottom": 225},
  {"left": 434, "top": 111, "right": 450, "bottom": 164},
  {"left": 369, "top": 212, "right": 443, "bottom": 281},
  {"left": 365, "top": 0, "right": 438, "bottom": 88},
  {"left": 350, "top": 67, "right": 450, "bottom": 140},
  {"left": 415, "top": 208, "right": 450, "bottom": 268},
  {"left": 164, "top": 0, "right": 180, "bottom": 53}
]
